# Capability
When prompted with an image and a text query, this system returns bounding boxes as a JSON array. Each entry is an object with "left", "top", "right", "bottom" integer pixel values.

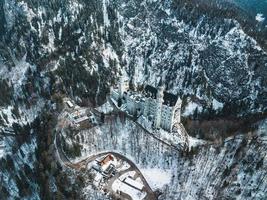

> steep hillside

[
  {"left": 0, "top": 0, "right": 266, "bottom": 199},
  {"left": 62, "top": 114, "right": 267, "bottom": 200},
  {"left": 116, "top": 0, "right": 267, "bottom": 116}
]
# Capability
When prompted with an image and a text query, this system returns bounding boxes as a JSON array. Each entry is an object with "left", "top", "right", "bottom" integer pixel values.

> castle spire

[
  {"left": 157, "top": 77, "right": 165, "bottom": 100},
  {"left": 154, "top": 77, "right": 164, "bottom": 129},
  {"left": 158, "top": 77, "right": 164, "bottom": 87}
]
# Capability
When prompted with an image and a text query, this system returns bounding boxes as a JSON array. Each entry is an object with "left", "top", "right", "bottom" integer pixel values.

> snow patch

[
  {"left": 103, "top": 0, "right": 110, "bottom": 27},
  {"left": 256, "top": 13, "right": 265, "bottom": 22},
  {"left": 112, "top": 179, "right": 146, "bottom": 200},
  {"left": 0, "top": 140, "right": 5, "bottom": 159},
  {"left": 0, "top": 98, "right": 45, "bottom": 128},
  {"left": 101, "top": 44, "right": 119, "bottom": 69},
  {"left": 17, "top": 1, "right": 36, "bottom": 23},
  {"left": 141, "top": 168, "right": 172, "bottom": 190},
  {"left": 183, "top": 102, "right": 202, "bottom": 116},
  {"left": 68, "top": 1, "right": 83, "bottom": 22},
  {"left": 188, "top": 136, "right": 206, "bottom": 150},
  {"left": 0, "top": 53, "right": 34, "bottom": 96},
  {"left": 96, "top": 101, "right": 114, "bottom": 114},
  {"left": 212, "top": 98, "right": 224, "bottom": 110}
]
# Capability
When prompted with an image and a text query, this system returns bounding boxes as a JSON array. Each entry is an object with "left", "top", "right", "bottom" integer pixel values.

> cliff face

[{"left": 0, "top": 0, "right": 266, "bottom": 199}]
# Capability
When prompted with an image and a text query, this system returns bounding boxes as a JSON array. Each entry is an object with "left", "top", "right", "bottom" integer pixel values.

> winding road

[
  {"left": 54, "top": 98, "right": 189, "bottom": 200},
  {"left": 55, "top": 125, "right": 157, "bottom": 199}
]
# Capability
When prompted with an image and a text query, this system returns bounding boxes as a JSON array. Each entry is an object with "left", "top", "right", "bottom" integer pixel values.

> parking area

[{"left": 86, "top": 153, "right": 154, "bottom": 200}]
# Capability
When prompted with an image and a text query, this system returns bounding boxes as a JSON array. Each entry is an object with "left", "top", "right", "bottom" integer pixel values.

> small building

[
  {"left": 67, "top": 107, "right": 92, "bottom": 129},
  {"left": 74, "top": 116, "right": 89, "bottom": 124},
  {"left": 94, "top": 154, "right": 117, "bottom": 178},
  {"left": 66, "top": 100, "right": 74, "bottom": 108},
  {"left": 99, "top": 154, "right": 114, "bottom": 166},
  {"left": 112, "top": 179, "right": 146, "bottom": 200},
  {"left": 69, "top": 108, "right": 88, "bottom": 122},
  {"left": 123, "top": 177, "right": 144, "bottom": 191},
  {"left": 103, "top": 164, "right": 116, "bottom": 178},
  {"left": 70, "top": 108, "right": 87, "bottom": 118}
]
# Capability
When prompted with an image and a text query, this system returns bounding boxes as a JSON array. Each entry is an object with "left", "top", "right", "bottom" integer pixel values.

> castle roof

[
  {"left": 163, "top": 91, "right": 178, "bottom": 107},
  {"left": 144, "top": 85, "right": 178, "bottom": 107},
  {"left": 158, "top": 77, "right": 164, "bottom": 87},
  {"left": 144, "top": 85, "right": 157, "bottom": 99}
]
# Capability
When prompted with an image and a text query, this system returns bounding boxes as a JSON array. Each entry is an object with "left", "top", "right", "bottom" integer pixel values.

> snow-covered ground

[
  {"left": 183, "top": 101, "right": 203, "bottom": 116},
  {"left": 183, "top": 98, "right": 223, "bottom": 116},
  {"left": 140, "top": 168, "right": 172, "bottom": 190},
  {"left": 63, "top": 115, "right": 267, "bottom": 199},
  {"left": 0, "top": 141, "right": 5, "bottom": 158},
  {"left": 0, "top": 98, "right": 45, "bottom": 128},
  {"left": 0, "top": 97, "right": 45, "bottom": 161},
  {"left": 0, "top": 53, "right": 35, "bottom": 97},
  {"left": 112, "top": 179, "right": 146, "bottom": 200},
  {"left": 0, "top": 136, "right": 38, "bottom": 199},
  {"left": 95, "top": 100, "right": 114, "bottom": 114},
  {"left": 212, "top": 98, "right": 224, "bottom": 110},
  {"left": 256, "top": 13, "right": 265, "bottom": 22},
  {"left": 188, "top": 136, "right": 207, "bottom": 150}
]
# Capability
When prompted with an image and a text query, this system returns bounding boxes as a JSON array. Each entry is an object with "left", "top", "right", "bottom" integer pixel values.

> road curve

[{"left": 54, "top": 130, "right": 157, "bottom": 199}]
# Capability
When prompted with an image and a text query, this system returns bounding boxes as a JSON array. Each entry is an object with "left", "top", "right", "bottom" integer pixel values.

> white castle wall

[
  {"left": 111, "top": 81, "right": 182, "bottom": 132},
  {"left": 160, "top": 105, "right": 174, "bottom": 131},
  {"left": 111, "top": 90, "right": 119, "bottom": 101},
  {"left": 126, "top": 95, "right": 137, "bottom": 115}
]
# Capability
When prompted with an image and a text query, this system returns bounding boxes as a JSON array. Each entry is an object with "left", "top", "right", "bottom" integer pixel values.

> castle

[{"left": 111, "top": 76, "right": 182, "bottom": 132}]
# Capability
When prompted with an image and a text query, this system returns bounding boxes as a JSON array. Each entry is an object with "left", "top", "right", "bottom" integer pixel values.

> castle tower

[
  {"left": 130, "top": 67, "right": 137, "bottom": 91},
  {"left": 154, "top": 79, "right": 164, "bottom": 129},
  {"left": 118, "top": 75, "right": 125, "bottom": 98},
  {"left": 174, "top": 97, "right": 182, "bottom": 123}
]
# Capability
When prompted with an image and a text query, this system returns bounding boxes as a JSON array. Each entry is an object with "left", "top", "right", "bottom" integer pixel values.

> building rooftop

[
  {"left": 163, "top": 91, "right": 178, "bottom": 107},
  {"left": 144, "top": 85, "right": 157, "bottom": 99},
  {"left": 144, "top": 85, "right": 178, "bottom": 107},
  {"left": 123, "top": 177, "right": 144, "bottom": 191},
  {"left": 100, "top": 154, "right": 114, "bottom": 166}
]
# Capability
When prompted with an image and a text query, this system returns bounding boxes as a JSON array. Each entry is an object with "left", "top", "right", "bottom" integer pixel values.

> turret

[
  {"left": 174, "top": 97, "right": 182, "bottom": 123},
  {"left": 118, "top": 76, "right": 125, "bottom": 98},
  {"left": 131, "top": 67, "right": 138, "bottom": 91},
  {"left": 157, "top": 87, "right": 164, "bottom": 100},
  {"left": 154, "top": 79, "right": 164, "bottom": 129}
]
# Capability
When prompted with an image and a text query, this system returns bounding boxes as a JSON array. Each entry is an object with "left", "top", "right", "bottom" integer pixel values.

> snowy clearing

[
  {"left": 96, "top": 101, "right": 114, "bottom": 114},
  {"left": 183, "top": 102, "right": 202, "bottom": 116},
  {"left": 112, "top": 179, "right": 146, "bottom": 200},
  {"left": 140, "top": 168, "right": 172, "bottom": 190},
  {"left": 188, "top": 136, "right": 207, "bottom": 150}
]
